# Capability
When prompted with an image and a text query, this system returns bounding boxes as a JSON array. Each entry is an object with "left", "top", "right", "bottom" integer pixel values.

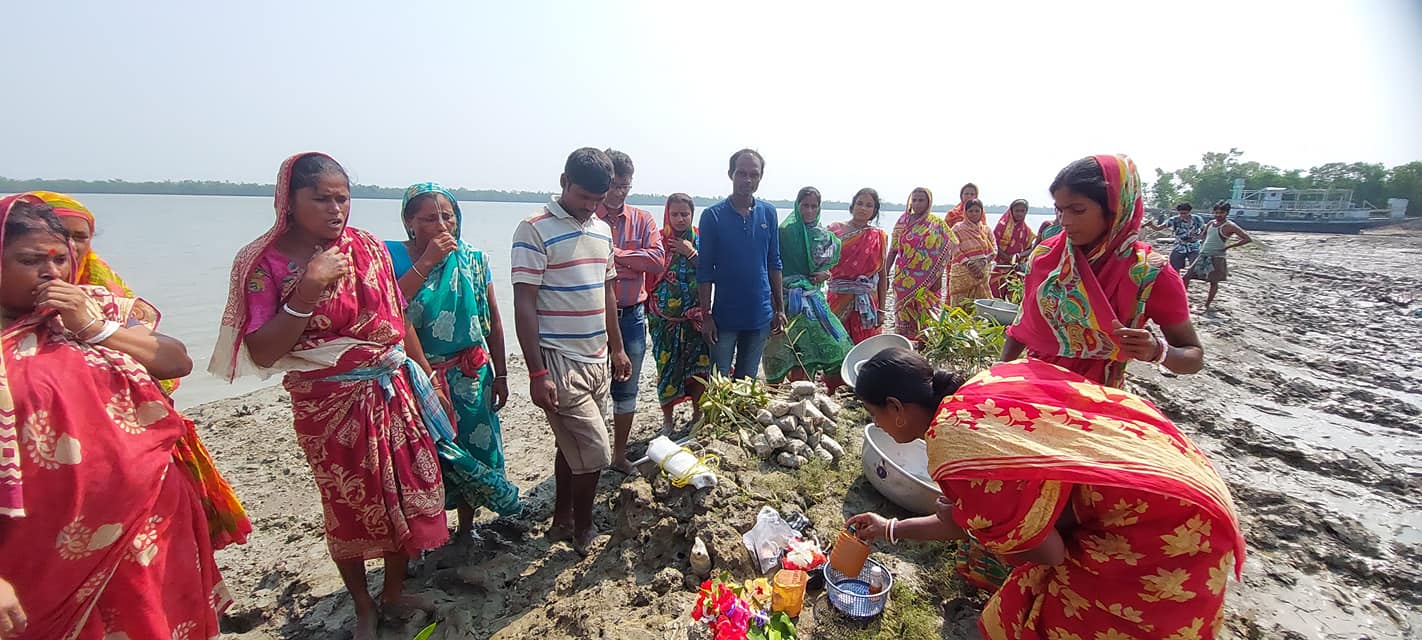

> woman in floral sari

[
  {"left": 647, "top": 193, "right": 711, "bottom": 433},
  {"left": 0, "top": 194, "right": 242, "bottom": 640},
  {"left": 945, "top": 199, "right": 995, "bottom": 309},
  {"left": 887, "top": 187, "right": 949, "bottom": 343},
  {"left": 385, "top": 183, "right": 521, "bottom": 535},
  {"left": 827, "top": 188, "right": 888, "bottom": 344},
  {"left": 763, "top": 187, "right": 853, "bottom": 387},
  {"left": 211, "top": 153, "right": 449, "bottom": 639},
  {"left": 848, "top": 349, "right": 1244, "bottom": 640},
  {"left": 989, "top": 199, "right": 1036, "bottom": 299},
  {"left": 1004, "top": 155, "right": 1202, "bottom": 388}
]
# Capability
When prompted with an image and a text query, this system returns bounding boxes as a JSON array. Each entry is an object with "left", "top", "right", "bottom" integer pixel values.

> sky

[{"left": 4, "top": 0, "right": 1420, "bottom": 205}]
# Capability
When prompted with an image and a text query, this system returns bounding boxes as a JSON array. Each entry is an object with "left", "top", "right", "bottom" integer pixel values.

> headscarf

[
  {"left": 398, "top": 182, "right": 489, "bottom": 356},
  {"left": 1007, "top": 154, "right": 1165, "bottom": 387},
  {"left": 27, "top": 191, "right": 134, "bottom": 297},
  {"left": 993, "top": 199, "right": 1037, "bottom": 259},
  {"left": 779, "top": 190, "right": 840, "bottom": 278},
  {"left": 210, "top": 151, "right": 346, "bottom": 381},
  {"left": 0, "top": 193, "right": 44, "bottom": 517}
]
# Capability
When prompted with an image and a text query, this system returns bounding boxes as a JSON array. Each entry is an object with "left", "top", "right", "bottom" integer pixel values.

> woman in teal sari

[
  {"left": 763, "top": 187, "right": 853, "bottom": 389},
  {"left": 386, "top": 183, "right": 520, "bottom": 534}
]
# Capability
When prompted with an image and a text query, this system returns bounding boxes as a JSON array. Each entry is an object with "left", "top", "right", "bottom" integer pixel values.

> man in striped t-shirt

[{"left": 512, "top": 147, "right": 631, "bottom": 556}]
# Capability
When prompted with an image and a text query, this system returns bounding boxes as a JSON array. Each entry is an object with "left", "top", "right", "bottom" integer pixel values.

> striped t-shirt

[{"left": 511, "top": 198, "right": 617, "bottom": 362}]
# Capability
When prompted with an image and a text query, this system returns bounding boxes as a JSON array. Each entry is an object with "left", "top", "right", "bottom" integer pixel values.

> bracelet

[
  {"left": 85, "top": 321, "right": 121, "bottom": 344},
  {"left": 528, "top": 368, "right": 549, "bottom": 379},
  {"left": 494, "top": 374, "right": 508, "bottom": 380},
  {"left": 71, "top": 316, "right": 101, "bottom": 338},
  {"left": 282, "top": 303, "right": 314, "bottom": 319},
  {"left": 887, "top": 518, "right": 899, "bottom": 545},
  {"left": 1150, "top": 337, "right": 1170, "bottom": 365},
  {"left": 411, "top": 264, "right": 428, "bottom": 279}
]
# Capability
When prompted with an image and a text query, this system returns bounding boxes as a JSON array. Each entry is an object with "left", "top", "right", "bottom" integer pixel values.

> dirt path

[{"left": 195, "top": 226, "right": 1422, "bottom": 639}]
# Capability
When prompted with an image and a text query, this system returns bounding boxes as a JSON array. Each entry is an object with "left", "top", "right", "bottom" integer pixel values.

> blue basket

[{"left": 823, "top": 557, "right": 892, "bottom": 619}]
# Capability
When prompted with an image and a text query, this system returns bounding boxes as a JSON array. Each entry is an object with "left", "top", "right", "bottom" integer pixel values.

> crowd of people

[{"left": 0, "top": 149, "right": 1249, "bottom": 639}]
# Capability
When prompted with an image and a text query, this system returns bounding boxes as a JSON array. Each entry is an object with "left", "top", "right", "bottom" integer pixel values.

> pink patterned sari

[{"left": 210, "top": 153, "right": 447, "bottom": 560}]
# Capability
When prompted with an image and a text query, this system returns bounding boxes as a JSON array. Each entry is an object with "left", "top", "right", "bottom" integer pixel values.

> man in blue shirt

[
  {"left": 1145, "top": 202, "right": 1205, "bottom": 271},
  {"left": 697, "top": 149, "right": 787, "bottom": 379}
]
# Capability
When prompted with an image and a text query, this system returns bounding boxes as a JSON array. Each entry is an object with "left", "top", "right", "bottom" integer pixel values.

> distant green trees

[{"left": 1148, "top": 149, "right": 1421, "bottom": 215}]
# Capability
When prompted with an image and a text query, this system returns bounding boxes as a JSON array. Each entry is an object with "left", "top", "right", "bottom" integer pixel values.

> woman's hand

[
  {"left": 845, "top": 513, "right": 890, "bottom": 543},
  {"left": 1111, "top": 320, "right": 1160, "bottom": 361},
  {"left": 810, "top": 271, "right": 831, "bottom": 285},
  {"left": 303, "top": 245, "right": 352, "bottom": 290},
  {"left": 491, "top": 375, "right": 509, "bottom": 411},
  {"left": 671, "top": 239, "right": 696, "bottom": 258},
  {"left": 0, "top": 577, "right": 26, "bottom": 638},
  {"left": 34, "top": 280, "right": 101, "bottom": 334},
  {"left": 417, "top": 233, "right": 458, "bottom": 273}
]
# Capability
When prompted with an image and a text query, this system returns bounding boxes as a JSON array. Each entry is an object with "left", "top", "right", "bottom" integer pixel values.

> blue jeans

[
  {"left": 709, "top": 325, "right": 770, "bottom": 380},
  {"left": 610, "top": 304, "right": 648, "bottom": 415}
]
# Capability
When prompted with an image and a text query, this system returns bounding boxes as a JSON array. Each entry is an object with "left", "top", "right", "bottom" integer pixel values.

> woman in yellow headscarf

[
  {"left": 29, "top": 192, "right": 178, "bottom": 397},
  {"left": 27, "top": 191, "right": 134, "bottom": 296}
]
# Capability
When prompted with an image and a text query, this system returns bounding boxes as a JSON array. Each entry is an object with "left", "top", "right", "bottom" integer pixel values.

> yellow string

[{"left": 665, "top": 446, "right": 719, "bottom": 488}]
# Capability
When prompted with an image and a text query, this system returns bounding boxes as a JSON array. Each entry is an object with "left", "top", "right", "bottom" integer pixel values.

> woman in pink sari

[
  {"left": 211, "top": 153, "right": 449, "bottom": 639},
  {"left": 989, "top": 199, "right": 1036, "bottom": 298},
  {"left": 1, "top": 195, "right": 239, "bottom": 639},
  {"left": 1004, "top": 154, "right": 1202, "bottom": 388},
  {"left": 827, "top": 188, "right": 889, "bottom": 343},
  {"left": 887, "top": 188, "right": 949, "bottom": 343}
]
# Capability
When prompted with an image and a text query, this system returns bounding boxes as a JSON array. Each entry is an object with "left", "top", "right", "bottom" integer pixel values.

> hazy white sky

[{"left": 4, "top": 0, "right": 1419, "bottom": 205}]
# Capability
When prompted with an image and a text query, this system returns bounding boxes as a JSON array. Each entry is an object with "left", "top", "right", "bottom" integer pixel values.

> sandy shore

[{"left": 193, "top": 224, "right": 1422, "bottom": 639}]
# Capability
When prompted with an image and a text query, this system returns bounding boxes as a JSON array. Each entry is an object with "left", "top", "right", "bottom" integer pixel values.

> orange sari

[{"left": 928, "top": 359, "right": 1244, "bottom": 640}]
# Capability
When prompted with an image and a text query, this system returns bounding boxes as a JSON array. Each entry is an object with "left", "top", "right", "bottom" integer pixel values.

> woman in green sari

[
  {"left": 386, "top": 183, "right": 521, "bottom": 534},
  {"left": 763, "top": 187, "right": 853, "bottom": 389},
  {"left": 647, "top": 193, "right": 712, "bottom": 433}
]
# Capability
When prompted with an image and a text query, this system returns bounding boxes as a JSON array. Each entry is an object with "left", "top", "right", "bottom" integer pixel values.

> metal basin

[
  {"left": 860, "top": 424, "right": 942, "bottom": 515},
  {"left": 974, "top": 298, "right": 1019, "bottom": 325}
]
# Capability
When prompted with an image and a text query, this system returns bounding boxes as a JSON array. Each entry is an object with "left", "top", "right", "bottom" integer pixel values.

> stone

[
  {"left": 790, "top": 380, "right": 818, "bottom": 397},
  {"left": 756, "top": 409, "right": 775, "bottom": 426},
  {"left": 819, "top": 436, "right": 844, "bottom": 461},
  {"left": 689, "top": 537, "right": 712, "bottom": 577},
  {"left": 763, "top": 425, "right": 788, "bottom": 450},
  {"left": 776, "top": 452, "right": 801, "bottom": 469}
]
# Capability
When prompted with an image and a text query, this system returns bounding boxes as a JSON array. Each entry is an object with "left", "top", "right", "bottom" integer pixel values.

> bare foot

[
  {"left": 547, "top": 512, "right": 574, "bottom": 542},
  {"left": 572, "top": 528, "right": 602, "bottom": 557},
  {"left": 352, "top": 607, "right": 377, "bottom": 640},
  {"left": 610, "top": 458, "right": 639, "bottom": 477},
  {"left": 660, "top": 417, "right": 676, "bottom": 436}
]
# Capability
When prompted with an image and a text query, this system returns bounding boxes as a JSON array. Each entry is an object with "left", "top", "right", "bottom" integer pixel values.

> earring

[{"left": 895, "top": 415, "right": 906, "bottom": 429}]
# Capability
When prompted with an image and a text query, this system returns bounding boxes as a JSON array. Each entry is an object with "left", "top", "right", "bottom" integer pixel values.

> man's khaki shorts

[{"left": 543, "top": 348, "right": 611, "bottom": 474}]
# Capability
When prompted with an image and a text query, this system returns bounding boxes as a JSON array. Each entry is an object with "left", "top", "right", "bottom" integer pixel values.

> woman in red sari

[
  {"left": 0, "top": 195, "right": 240, "bottom": 639},
  {"left": 827, "top": 188, "right": 888, "bottom": 343},
  {"left": 1004, "top": 155, "right": 1202, "bottom": 388},
  {"left": 211, "top": 153, "right": 449, "bottom": 639},
  {"left": 848, "top": 349, "right": 1244, "bottom": 640},
  {"left": 989, "top": 199, "right": 1036, "bottom": 298}
]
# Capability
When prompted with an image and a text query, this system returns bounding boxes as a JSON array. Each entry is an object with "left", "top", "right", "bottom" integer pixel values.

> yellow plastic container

[{"left": 771, "top": 569, "right": 808, "bottom": 617}]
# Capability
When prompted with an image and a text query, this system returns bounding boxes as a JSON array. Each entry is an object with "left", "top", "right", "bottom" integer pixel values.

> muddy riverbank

[{"left": 194, "top": 225, "right": 1421, "bottom": 639}]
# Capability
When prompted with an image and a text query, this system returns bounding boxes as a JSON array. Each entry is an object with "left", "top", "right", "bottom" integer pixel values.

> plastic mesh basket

[{"left": 823, "top": 557, "right": 892, "bottom": 618}]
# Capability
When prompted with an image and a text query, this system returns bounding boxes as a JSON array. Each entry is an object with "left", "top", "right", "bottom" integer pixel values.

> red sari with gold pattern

[
  {"left": 1, "top": 286, "right": 230, "bottom": 640},
  {"left": 928, "top": 359, "right": 1244, "bottom": 640},
  {"left": 210, "top": 152, "right": 448, "bottom": 561}
]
